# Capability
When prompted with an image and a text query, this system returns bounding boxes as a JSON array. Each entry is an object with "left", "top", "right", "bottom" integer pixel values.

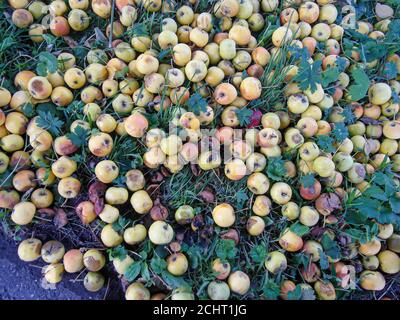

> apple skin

[
  {"left": 50, "top": 16, "right": 70, "bottom": 37},
  {"left": 279, "top": 228, "right": 303, "bottom": 252},
  {"left": 300, "top": 179, "right": 321, "bottom": 200}
]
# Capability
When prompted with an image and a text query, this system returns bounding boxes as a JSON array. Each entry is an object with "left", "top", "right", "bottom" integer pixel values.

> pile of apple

[
  {"left": 18, "top": 238, "right": 107, "bottom": 291},
  {"left": 1, "top": 0, "right": 400, "bottom": 300}
]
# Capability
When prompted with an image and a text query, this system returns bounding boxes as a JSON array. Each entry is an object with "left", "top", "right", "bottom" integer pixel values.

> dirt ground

[
  {"left": 1, "top": 231, "right": 399, "bottom": 300},
  {"left": 0, "top": 234, "right": 123, "bottom": 300}
]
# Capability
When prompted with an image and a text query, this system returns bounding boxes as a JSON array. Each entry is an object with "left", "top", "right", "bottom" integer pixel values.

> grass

[
  {"left": 0, "top": 8, "right": 36, "bottom": 88},
  {"left": 1, "top": 0, "right": 400, "bottom": 301}
]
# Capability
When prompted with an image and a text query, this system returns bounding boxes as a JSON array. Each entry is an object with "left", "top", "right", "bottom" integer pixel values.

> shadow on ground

[{"left": 0, "top": 234, "right": 123, "bottom": 300}]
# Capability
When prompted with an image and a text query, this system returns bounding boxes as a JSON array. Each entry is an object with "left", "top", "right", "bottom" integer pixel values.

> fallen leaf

[
  {"left": 53, "top": 208, "right": 68, "bottom": 229},
  {"left": 88, "top": 181, "right": 107, "bottom": 215},
  {"left": 375, "top": 3, "right": 394, "bottom": 19},
  {"left": 63, "top": 36, "right": 78, "bottom": 48},
  {"left": 37, "top": 208, "right": 55, "bottom": 217}
]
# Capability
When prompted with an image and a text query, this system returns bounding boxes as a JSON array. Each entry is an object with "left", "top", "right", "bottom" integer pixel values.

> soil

[{"left": 0, "top": 233, "right": 124, "bottom": 300}]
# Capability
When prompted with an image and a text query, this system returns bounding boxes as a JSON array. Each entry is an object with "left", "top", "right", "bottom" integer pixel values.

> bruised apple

[
  {"left": 27, "top": 76, "right": 52, "bottom": 100},
  {"left": 125, "top": 282, "right": 150, "bottom": 300},
  {"left": 279, "top": 228, "right": 303, "bottom": 252},
  {"left": 207, "top": 281, "right": 230, "bottom": 300},
  {"left": 130, "top": 190, "right": 153, "bottom": 214},
  {"left": 92, "top": 0, "right": 112, "bottom": 18},
  {"left": 228, "top": 271, "right": 250, "bottom": 295},
  {"left": 101, "top": 224, "right": 123, "bottom": 247},
  {"left": 359, "top": 271, "right": 386, "bottom": 291},
  {"left": 167, "top": 253, "right": 189, "bottom": 276},
  {"left": 43, "top": 263, "right": 64, "bottom": 284},
  {"left": 11, "top": 201, "right": 36, "bottom": 225},
  {"left": 84, "top": 272, "right": 105, "bottom": 292},
  {"left": 265, "top": 251, "right": 287, "bottom": 274},
  {"left": 41, "top": 240, "right": 65, "bottom": 263},
  {"left": 18, "top": 238, "right": 42, "bottom": 262},
  {"left": 270, "top": 182, "right": 292, "bottom": 205},
  {"left": 300, "top": 178, "right": 321, "bottom": 200},
  {"left": 83, "top": 249, "right": 105, "bottom": 272}
]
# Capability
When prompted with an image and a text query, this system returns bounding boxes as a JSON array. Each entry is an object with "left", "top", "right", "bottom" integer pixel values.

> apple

[{"left": 279, "top": 228, "right": 303, "bottom": 252}]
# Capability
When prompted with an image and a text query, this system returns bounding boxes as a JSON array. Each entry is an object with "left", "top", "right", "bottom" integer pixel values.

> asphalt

[{"left": 0, "top": 235, "right": 111, "bottom": 300}]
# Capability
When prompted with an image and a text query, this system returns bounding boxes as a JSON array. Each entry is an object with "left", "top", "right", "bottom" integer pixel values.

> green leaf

[
  {"left": 65, "top": 101, "right": 84, "bottom": 117},
  {"left": 158, "top": 48, "right": 172, "bottom": 61},
  {"left": 353, "top": 196, "right": 381, "bottom": 216},
  {"left": 263, "top": 279, "right": 280, "bottom": 300},
  {"left": 345, "top": 228, "right": 365, "bottom": 242},
  {"left": 321, "top": 234, "right": 341, "bottom": 260},
  {"left": 186, "top": 93, "right": 208, "bottom": 115},
  {"left": 373, "top": 171, "right": 392, "bottom": 186},
  {"left": 331, "top": 123, "right": 349, "bottom": 143},
  {"left": 161, "top": 271, "right": 189, "bottom": 289},
  {"left": 340, "top": 106, "right": 357, "bottom": 124},
  {"left": 124, "top": 261, "right": 142, "bottom": 282},
  {"left": 362, "top": 185, "right": 388, "bottom": 201},
  {"left": 141, "top": 262, "right": 151, "bottom": 282},
  {"left": 249, "top": 245, "right": 267, "bottom": 264},
  {"left": 150, "top": 255, "right": 167, "bottom": 274},
  {"left": 300, "top": 287, "right": 316, "bottom": 300},
  {"left": 293, "top": 53, "right": 322, "bottom": 92},
  {"left": 381, "top": 61, "right": 398, "bottom": 80},
  {"left": 235, "top": 108, "right": 253, "bottom": 126},
  {"left": 315, "top": 135, "right": 335, "bottom": 153},
  {"left": 300, "top": 174, "right": 315, "bottom": 188},
  {"left": 36, "top": 102, "right": 60, "bottom": 116},
  {"left": 287, "top": 285, "right": 302, "bottom": 300},
  {"left": 107, "top": 245, "right": 128, "bottom": 261},
  {"left": 21, "top": 103, "right": 35, "bottom": 117},
  {"left": 0, "top": 170, "right": 14, "bottom": 188},
  {"left": 215, "top": 239, "right": 238, "bottom": 262},
  {"left": 66, "top": 125, "right": 89, "bottom": 148},
  {"left": 1, "top": 37, "right": 15, "bottom": 51},
  {"left": 389, "top": 196, "right": 400, "bottom": 213},
  {"left": 73, "top": 46, "right": 89, "bottom": 63},
  {"left": 289, "top": 222, "right": 310, "bottom": 237},
  {"left": 146, "top": 113, "right": 160, "bottom": 129},
  {"left": 318, "top": 249, "right": 330, "bottom": 270},
  {"left": 113, "top": 175, "right": 127, "bottom": 187},
  {"left": 70, "top": 154, "right": 84, "bottom": 163},
  {"left": 235, "top": 189, "right": 249, "bottom": 210},
  {"left": 130, "top": 154, "right": 143, "bottom": 169},
  {"left": 114, "top": 66, "right": 129, "bottom": 80},
  {"left": 347, "top": 68, "right": 370, "bottom": 101},
  {"left": 185, "top": 245, "right": 203, "bottom": 269},
  {"left": 266, "top": 157, "right": 287, "bottom": 181},
  {"left": 128, "top": 23, "right": 149, "bottom": 37},
  {"left": 335, "top": 56, "right": 347, "bottom": 72},
  {"left": 138, "top": 248, "right": 148, "bottom": 260},
  {"left": 112, "top": 216, "right": 129, "bottom": 232},
  {"left": 392, "top": 91, "right": 400, "bottom": 104},
  {"left": 36, "top": 110, "right": 63, "bottom": 136},
  {"left": 321, "top": 66, "right": 340, "bottom": 87},
  {"left": 292, "top": 253, "right": 310, "bottom": 269},
  {"left": 141, "top": 241, "right": 153, "bottom": 255},
  {"left": 36, "top": 52, "right": 58, "bottom": 76},
  {"left": 345, "top": 223, "right": 378, "bottom": 243},
  {"left": 42, "top": 34, "right": 57, "bottom": 45},
  {"left": 386, "top": 19, "right": 400, "bottom": 43},
  {"left": 361, "top": 41, "right": 387, "bottom": 62}
]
